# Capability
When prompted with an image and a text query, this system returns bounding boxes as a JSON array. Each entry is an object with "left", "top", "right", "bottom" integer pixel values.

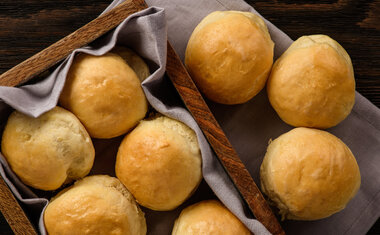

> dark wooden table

[{"left": 0, "top": 0, "right": 378, "bottom": 234}]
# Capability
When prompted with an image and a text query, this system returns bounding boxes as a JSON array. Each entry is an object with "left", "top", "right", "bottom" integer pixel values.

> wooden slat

[
  {"left": 0, "top": 177, "right": 37, "bottom": 235},
  {"left": 165, "top": 41, "right": 285, "bottom": 235}
]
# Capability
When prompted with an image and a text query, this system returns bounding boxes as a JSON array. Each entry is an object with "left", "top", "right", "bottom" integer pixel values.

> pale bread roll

[
  {"left": 172, "top": 200, "right": 251, "bottom": 235},
  {"left": 267, "top": 35, "right": 355, "bottom": 129},
  {"left": 260, "top": 127, "right": 361, "bottom": 220},
  {"left": 115, "top": 116, "right": 202, "bottom": 211},
  {"left": 59, "top": 52, "right": 148, "bottom": 139},
  {"left": 185, "top": 11, "right": 274, "bottom": 104},
  {"left": 44, "top": 175, "right": 146, "bottom": 235},
  {"left": 1, "top": 106, "right": 94, "bottom": 191}
]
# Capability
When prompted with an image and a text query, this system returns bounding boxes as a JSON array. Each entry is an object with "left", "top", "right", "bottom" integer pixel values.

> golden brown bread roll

[
  {"left": 59, "top": 52, "right": 148, "bottom": 139},
  {"left": 1, "top": 106, "right": 94, "bottom": 191},
  {"left": 267, "top": 35, "right": 355, "bottom": 129},
  {"left": 260, "top": 127, "right": 361, "bottom": 220},
  {"left": 115, "top": 116, "right": 202, "bottom": 211},
  {"left": 185, "top": 11, "right": 274, "bottom": 104},
  {"left": 44, "top": 175, "right": 146, "bottom": 235},
  {"left": 172, "top": 200, "right": 251, "bottom": 235}
]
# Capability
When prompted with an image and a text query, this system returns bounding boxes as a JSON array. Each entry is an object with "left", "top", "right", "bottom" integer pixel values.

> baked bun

[
  {"left": 260, "top": 127, "right": 361, "bottom": 220},
  {"left": 44, "top": 175, "right": 146, "bottom": 235},
  {"left": 115, "top": 116, "right": 202, "bottom": 211},
  {"left": 172, "top": 200, "right": 250, "bottom": 235},
  {"left": 112, "top": 47, "right": 150, "bottom": 81},
  {"left": 267, "top": 35, "right": 355, "bottom": 129},
  {"left": 1, "top": 106, "right": 94, "bottom": 191},
  {"left": 185, "top": 11, "right": 274, "bottom": 104},
  {"left": 59, "top": 52, "right": 148, "bottom": 139}
]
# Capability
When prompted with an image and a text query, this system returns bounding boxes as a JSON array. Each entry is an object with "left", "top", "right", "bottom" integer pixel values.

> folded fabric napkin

[{"left": 0, "top": 0, "right": 379, "bottom": 235}]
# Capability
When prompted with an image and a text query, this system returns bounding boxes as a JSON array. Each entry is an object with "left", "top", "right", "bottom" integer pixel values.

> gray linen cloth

[{"left": 0, "top": 1, "right": 379, "bottom": 235}]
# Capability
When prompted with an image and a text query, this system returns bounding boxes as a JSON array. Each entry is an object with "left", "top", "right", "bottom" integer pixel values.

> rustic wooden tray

[{"left": 0, "top": 0, "right": 284, "bottom": 234}]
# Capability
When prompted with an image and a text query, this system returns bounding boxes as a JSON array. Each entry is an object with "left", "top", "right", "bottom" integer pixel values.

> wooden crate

[{"left": 0, "top": 0, "right": 283, "bottom": 234}]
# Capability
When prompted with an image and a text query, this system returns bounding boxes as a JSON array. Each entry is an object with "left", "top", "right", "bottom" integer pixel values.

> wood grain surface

[
  {"left": 0, "top": 0, "right": 140, "bottom": 86},
  {"left": 0, "top": 0, "right": 379, "bottom": 234},
  {"left": 0, "top": 177, "right": 36, "bottom": 235}
]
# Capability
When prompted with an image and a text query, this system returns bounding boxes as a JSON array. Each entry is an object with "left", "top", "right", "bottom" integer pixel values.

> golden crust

[
  {"left": 185, "top": 11, "right": 274, "bottom": 104},
  {"left": 267, "top": 35, "right": 355, "bottom": 129},
  {"left": 260, "top": 128, "right": 361, "bottom": 220},
  {"left": 59, "top": 52, "right": 148, "bottom": 139},
  {"left": 44, "top": 175, "right": 146, "bottom": 235},
  {"left": 115, "top": 116, "right": 202, "bottom": 211},
  {"left": 172, "top": 200, "right": 251, "bottom": 235},
  {"left": 1, "top": 107, "right": 94, "bottom": 190}
]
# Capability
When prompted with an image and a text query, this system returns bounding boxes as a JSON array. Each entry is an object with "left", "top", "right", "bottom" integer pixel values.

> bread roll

[
  {"left": 112, "top": 47, "right": 150, "bottom": 81},
  {"left": 59, "top": 52, "right": 148, "bottom": 139},
  {"left": 115, "top": 116, "right": 202, "bottom": 211},
  {"left": 185, "top": 11, "right": 274, "bottom": 104},
  {"left": 1, "top": 106, "right": 94, "bottom": 191},
  {"left": 172, "top": 200, "right": 250, "bottom": 235},
  {"left": 260, "top": 127, "right": 361, "bottom": 220},
  {"left": 267, "top": 35, "right": 355, "bottom": 129},
  {"left": 44, "top": 175, "right": 146, "bottom": 235}
]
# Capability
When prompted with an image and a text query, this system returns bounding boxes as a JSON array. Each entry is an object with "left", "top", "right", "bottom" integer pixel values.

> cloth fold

[{"left": 0, "top": 0, "right": 379, "bottom": 235}]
